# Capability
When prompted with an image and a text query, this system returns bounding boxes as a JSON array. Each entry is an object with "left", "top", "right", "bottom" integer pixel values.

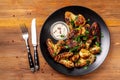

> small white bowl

[{"left": 50, "top": 21, "right": 70, "bottom": 40}]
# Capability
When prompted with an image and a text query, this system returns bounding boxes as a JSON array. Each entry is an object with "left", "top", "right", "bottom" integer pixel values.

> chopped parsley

[
  {"left": 101, "top": 32, "right": 104, "bottom": 38},
  {"left": 75, "top": 16, "right": 78, "bottom": 20},
  {"left": 70, "top": 19, "right": 74, "bottom": 26},
  {"left": 64, "top": 45, "right": 69, "bottom": 49},
  {"left": 69, "top": 46, "right": 79, "bottom": 52},
  {"left": 83, "top": 36, "right": 88, "bottom": 40},
  {"left": 84, "top": 66, "right": 88, "bottom": 70},
  {"left": 95, "top": 42, "right": 100, "bottom": 46},
  {"left": 85, "top": 30, "right": 89, "bottom": 34},
  {"left": 74, "top": 35, "right": 81, "bottom": 42},
  {"left": 93, "top": 36, "right": 97, "bottom": 39},
  {"left": 52, "top": 53, "right": 57, "bottom": 57},
  {"left": 87, "top": 18, "right": 90, "bottom": 22},
  {"left": 60, "top": 34, "right": 65, "bottom": 38},
  {"left": 86, "top": 60, "right": 90, "bottom": 65}
]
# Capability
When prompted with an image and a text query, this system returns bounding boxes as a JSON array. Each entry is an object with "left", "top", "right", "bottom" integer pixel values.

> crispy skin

[
  {"left": 70, "top": 54, "right": 80, "bottom": 62},
  {"left": 75, "top": 58, "right": 87, "bottom": 67},
  {"left": 65, "top": 39, "right": 78, "bottom": 48},
  {"left": 65, "top": 11, "right": 76, "bottom": 30},
  {"left": 65, "top": 11, "right": 86, "bottom": 31},
  {"left": 79, "top": 49, "right": 90, "bottom": 59},
  {"left": 65, "top": 11, "right": 76, "bottom": 23},
  {"left": 87, "top": 54, "right": 96, "bottom": 64},
  {"left": 90, "top": 45, "right": 101, "bottom": 54},
  {"left": 85, "top": 39, "right": 92, "bottom": 49},
  {"left": 67, "top": 29, "right": 78, "bottom": 39},
  {"left": 74, "top": 14, "right": 86, "bottom": 27},
  {"left": 90, "top": 22, "right": 101, "bottom": 43},
  {"left": 59, "top": 59, "right": 74, "bottom": 68},
  {"left": 46, "top": 38, "right": 65, "bottom": 58},
  {"left": 54, "top": 52, "right": 73, "bottom": 62},
  {"left": 46, "top": 38, "right": 55, "bottom": 57}
]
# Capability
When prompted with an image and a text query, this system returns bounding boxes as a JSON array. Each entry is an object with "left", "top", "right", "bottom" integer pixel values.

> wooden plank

[{"left": 0, "top": 0, "right": 120, "bottom": 80}]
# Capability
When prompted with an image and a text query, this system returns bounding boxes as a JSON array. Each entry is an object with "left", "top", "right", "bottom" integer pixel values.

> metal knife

[{"left": 31, "top": 18, "right": 39, "bottom": 70}]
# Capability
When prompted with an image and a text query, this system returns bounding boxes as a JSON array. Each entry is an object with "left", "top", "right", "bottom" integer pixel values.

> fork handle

[
  {"left": 34, "top": 46, "right": 39, "bottom": 71},
  {"left": 27, "top": 45, "right": 35, "bottom": 72}
]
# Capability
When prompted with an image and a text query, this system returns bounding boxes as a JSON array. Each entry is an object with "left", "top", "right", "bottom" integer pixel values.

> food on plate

[{"left": 46, "top": 11, "right": 101, "bottom": 68}]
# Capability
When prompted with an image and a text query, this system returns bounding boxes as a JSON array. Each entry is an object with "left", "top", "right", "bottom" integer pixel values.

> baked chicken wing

[
  {"left": 54, "top": 52, "right": 73, "bottom": 62},
  {"left": 59, "top": 59, "right": 74, "bottom": 68},
  {"left": 75, "top": 58, "right": 87, "bottom": 67},
  {"left": 46, "top": 38, "right": 65, "bottom": 57}
]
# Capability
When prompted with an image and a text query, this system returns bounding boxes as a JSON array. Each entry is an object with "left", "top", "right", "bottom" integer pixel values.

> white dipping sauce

[{"left": 50, "top": 21, "right": 69, "bottom": 40}]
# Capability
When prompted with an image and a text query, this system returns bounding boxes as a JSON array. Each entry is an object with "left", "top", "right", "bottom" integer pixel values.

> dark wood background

[{"left": 0, "top": 0, "right": 120, "bottom": 80}]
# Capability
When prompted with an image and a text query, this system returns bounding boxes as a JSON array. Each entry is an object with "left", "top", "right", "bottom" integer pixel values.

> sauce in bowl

[{"left": 50, "top": 21, "right": 69, "bottom": 40}]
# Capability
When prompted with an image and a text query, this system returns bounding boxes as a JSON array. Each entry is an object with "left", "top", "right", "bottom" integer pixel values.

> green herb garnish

[
  {"left": 84, "top": 66, "right": 88, "bottom": 70},
  {"left": 60, "top": 34, "right": 65, "bottom": 38},
  {"left": 75, "top": 16, "right": 78, "bottom": 20},
  {"left": 52, "top": 53, "right": 57, "bottom": 57},
  {"left": 87, "top": 18, "right": 90, "bottom": 22},
  {"left": 95, "top": 42, "right": 100, "bottom": 46},
  {"left": 83, "top": 36, "right": 88, "bottom": 40},
  {"left": 85, "top": 30, "right": 89, "bottom": 34},
  {"left": 75, "top": 27, "right": 81, "bottom": 30},
  {"left": 70, "top": 19, "right": 74, "bottom": 26},
  {"left": 101, "top": 32, "right": 104, "bottom": 38},
  {"left": 74, "top": 35, "right": 81, "bottom": 42},
  {"left": 69, "top": 46, "right": 79, "bottom": 52},
  {"left": 93, "top": 36, "right": 97, "bottom": 39},
  {"left": 64, "top": 45, "right": 69, "bottom": 49},
  {"left": 86, "top": 60, "right": 90, "bottom": 65}
]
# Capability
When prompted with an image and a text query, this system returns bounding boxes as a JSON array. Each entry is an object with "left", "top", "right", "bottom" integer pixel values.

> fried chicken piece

[
  {"left": 79, "top": 49, "right": 90, "bottom": 58},
  {"left": 67, "top": 29, "right": 78, "bottom": 39},
  {"left": 90, "top": 45, "right": 101, "bottom": 54},
  {"left": 75, "top": 58, "right": 87, "bottom": 67},
  {"left": 65, "top": 39, "right": 78, "bottom": 48},
  {"left": 46, "top": 38, "right": 55, "bottom": 57},
  {"left": 46, "top": 38, "right": 65, "bottom": 58},
  {"left": 65, "top": 11, "right": 76, "bottom": 30},
  {"left": 85, "top": 39, "right": 92, "bottom": 49},
  {"left": 65, "top": 11, "right": 76, "bottom": 23},
  {"left": 74, "top": 14, "right": 86, "bottom": 27},
  {"left": 59, "top": 59, "right": 74, "bottom": 68},
  {"left": 54, "top": 52, "right": 73, "bottom": 62},
  {"left": 65, "top": 11, "right": 86, "bottom": 31},
  {"left": 90, "top": 22, "right": 101, "bottom": 43},
  {"left": 70, "top": 53, "right": 80, "bottom": 62}
]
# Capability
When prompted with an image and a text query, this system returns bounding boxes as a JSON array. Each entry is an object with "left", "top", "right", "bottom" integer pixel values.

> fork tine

[
  {"left": 20, "top": 26, "right": 24, "bottom": 33},
  {"left": 24, "top": 25, "right": 28, "bottom": 33},
  {"left": 20, "top": 24, "right": 28, "bottom": 34}
]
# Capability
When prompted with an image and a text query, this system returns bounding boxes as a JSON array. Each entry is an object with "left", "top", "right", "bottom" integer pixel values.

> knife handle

[
  {"left": 26, "top": 45, "right": 35, "bottom": 72},
  {"left": 34, "top": 46, "right": 39, "bottom": 71}
]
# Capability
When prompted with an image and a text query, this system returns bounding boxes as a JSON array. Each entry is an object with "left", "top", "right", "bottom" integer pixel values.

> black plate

[{"left": 40, "top": 6, "right": 110, "bottom": 76}]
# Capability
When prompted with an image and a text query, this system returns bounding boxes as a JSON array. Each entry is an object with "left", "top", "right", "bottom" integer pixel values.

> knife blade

[
  {"left": 31, "top": 18, "right": 39, "bottom": 71},
  {"left": 31, "top": 18, "right": 37, "bottom": 46}
]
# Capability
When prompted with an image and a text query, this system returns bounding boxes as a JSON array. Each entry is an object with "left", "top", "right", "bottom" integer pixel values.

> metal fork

[{"left": 20, "top": 24, "right": 35, "bottom": 72}]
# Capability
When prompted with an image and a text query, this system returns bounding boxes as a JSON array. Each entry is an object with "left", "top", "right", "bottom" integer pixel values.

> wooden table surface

[{"left": 0, "top": 0, "right": 120, "bottom": 80}]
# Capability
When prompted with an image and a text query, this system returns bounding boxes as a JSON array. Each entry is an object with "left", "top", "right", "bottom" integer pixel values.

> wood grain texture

[{"left": 0, "top": 0, "right": 120, "bottom": 80}]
